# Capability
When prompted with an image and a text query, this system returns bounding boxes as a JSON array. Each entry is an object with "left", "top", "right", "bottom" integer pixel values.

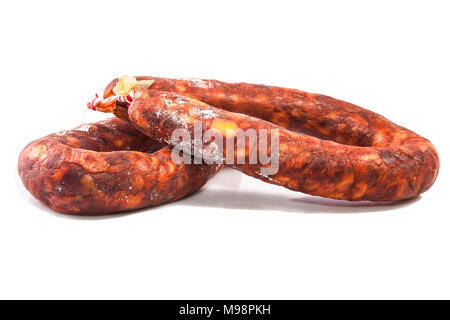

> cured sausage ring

[
  {"left": 18, "top": 118, "right": 220, "bottom": 214},
  {"left": 92, "top": 76, "right": 440, "bottom": 202},
  {"left": 18, "top": 75, "right": 440, "bottom": 215}
]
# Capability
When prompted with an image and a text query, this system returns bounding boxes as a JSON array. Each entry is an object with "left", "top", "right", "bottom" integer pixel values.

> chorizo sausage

[
  {"left": 18, "top": 118, "right": 221, "bottom": 215},
  {"left": 96, "top": 76, "right": 439, "bottom": 202}
]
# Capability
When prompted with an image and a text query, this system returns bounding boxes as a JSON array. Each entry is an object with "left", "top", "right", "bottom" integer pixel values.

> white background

[{"left": 1, "top": 0, "right": 448, "bottom": 299}]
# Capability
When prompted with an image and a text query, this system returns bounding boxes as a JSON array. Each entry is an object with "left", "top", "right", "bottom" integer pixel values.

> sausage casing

[
  {"left": 114, "top": 77, "right": 439, "bottom": 202},
  {"left": 18, "top": 118, "right": 220, "bottom": 214}
]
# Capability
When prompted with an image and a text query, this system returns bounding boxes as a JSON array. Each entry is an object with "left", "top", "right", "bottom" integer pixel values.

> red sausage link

[
  {"left": 102, "top": 76, "right": 439, "bottom": 202},
  {"left": 18, "top": 118, "right": 220, "bottom": 215}
]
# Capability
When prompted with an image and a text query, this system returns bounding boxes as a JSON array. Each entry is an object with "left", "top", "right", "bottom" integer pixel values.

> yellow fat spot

[
  {"left": 81, "top": 174, "right": 96, "bottom": 189},
  {"left": 176, "top": 84, "right": 187, "bottom": 92},
  {"left": 131, "top": 174, "right": 145, "bottom": 190},
  {"left": 126, "top": 195, "right": 143, "bottom": 208},
  {"left": 326, "top": 112, "right": 339, "bottom": 120},
  {"left": 67, "top": 137, "right": 79, "bottom": 145},
  {"left": 211, "top": 119, "right": 238, "bottom": 136},
  {"left": 372, "top": 132, "right": 387, "bottom": 147},
  {"left": 165, "top": 161, "right": 176, "bottom": 176},
  {"left": 278, "top": 143, "right": 289, "bottom": 153},
  {"left": 359, "top": 153, "right": 379, "bottom": 162},
  {"left": 28, "top": 145, "right": 44, "bottom": 159},
  {"left": 231, "top": 94, "right": 240, "bottom": 102},
  {"left": 113, "top": 139, "right": 124, "bottom": 147}
]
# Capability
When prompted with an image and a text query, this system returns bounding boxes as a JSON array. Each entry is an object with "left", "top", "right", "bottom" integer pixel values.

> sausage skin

[
  {"left": 113, "top": 79, "right": 440, "bottom": 202},
  {"left": 18, "top": 118, "right": 220, "bottom": 215}
]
